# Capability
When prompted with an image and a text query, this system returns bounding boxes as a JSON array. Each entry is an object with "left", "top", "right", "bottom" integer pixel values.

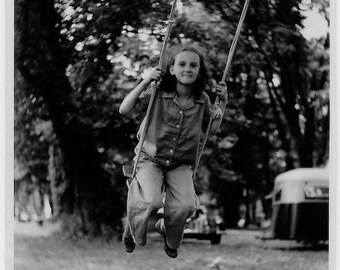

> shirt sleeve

[{"left": 133, "top": 83, "right": 155, "bottom": 118}]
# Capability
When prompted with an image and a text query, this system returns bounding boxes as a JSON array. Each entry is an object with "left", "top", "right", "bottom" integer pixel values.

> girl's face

[{"left": 169, "top": 51, "right": 200, "bottom": 86}]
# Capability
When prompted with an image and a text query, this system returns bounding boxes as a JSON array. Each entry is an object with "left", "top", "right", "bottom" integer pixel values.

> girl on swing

[{"left": 119, "top": 45, "right": 227, "bottom": 258}]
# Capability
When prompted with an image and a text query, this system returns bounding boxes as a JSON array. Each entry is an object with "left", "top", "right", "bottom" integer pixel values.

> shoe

[
  {"left": 155, "top": 219, "right": 178, "bottom": 258},
  {"left": 122, "top": 224, "right": 136, "bottom": 253}
]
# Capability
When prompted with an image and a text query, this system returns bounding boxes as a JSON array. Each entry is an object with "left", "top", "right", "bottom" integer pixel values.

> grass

[{"left": 14, "top": 221, "right": 328, "bottom": 270}]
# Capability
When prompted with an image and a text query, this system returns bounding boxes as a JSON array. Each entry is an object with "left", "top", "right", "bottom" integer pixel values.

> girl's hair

[{"left": 158, "top": 46, "right": 209, "bottom": 98}]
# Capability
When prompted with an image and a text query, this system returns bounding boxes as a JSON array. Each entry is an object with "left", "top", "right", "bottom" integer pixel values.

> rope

[
  {"left": 192, "top": 0, "right": 251, "bottom": 179},
  {"left": 131, "top": 0, "right": 178, "bottom": 179},
  {"left": 221, "top": 0, "right": 251, "bottom": 83}
]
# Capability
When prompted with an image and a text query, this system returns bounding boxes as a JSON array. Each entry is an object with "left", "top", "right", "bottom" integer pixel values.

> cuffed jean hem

[{"left": 134, "top": 238, "right": 146, "bottom": 246}]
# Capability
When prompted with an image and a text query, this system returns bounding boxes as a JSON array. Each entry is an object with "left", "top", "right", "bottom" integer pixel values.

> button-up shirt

[{"left": 134, "top": 84, "right": 211, "bottom": 168}]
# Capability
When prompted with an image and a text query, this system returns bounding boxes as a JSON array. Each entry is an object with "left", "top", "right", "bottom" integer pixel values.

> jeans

[{"left": 127, "top": 157, "right": 198, "bottom": 249}]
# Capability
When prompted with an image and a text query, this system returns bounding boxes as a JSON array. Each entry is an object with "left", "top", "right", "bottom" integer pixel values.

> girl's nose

[{"left": 184, "top": 65, "right": 191, "bottom": 71}]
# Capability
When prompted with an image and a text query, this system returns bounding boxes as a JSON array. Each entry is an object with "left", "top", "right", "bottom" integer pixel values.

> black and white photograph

[{"left": 3, "top": 0, "right": 339, "bottom": 269}]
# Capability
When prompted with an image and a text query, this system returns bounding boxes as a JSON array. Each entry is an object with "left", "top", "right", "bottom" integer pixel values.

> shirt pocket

[
  {"left": 182, "top": 103, "right": 204, "bottom": 131},
  {"left": 160, "top": 99, "right": 182, "bottom": 129}
]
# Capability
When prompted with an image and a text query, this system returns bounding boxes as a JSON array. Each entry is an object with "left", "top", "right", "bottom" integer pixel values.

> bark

[{"left": 266, "top": 73, "right": 294, "bottom": 170}]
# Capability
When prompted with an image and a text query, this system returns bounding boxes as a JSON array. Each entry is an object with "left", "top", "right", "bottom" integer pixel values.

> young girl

[{"left": 119, "top": 46, "right": 227, "bottom": 258}]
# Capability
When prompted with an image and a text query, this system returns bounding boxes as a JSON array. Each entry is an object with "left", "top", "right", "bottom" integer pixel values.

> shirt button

[
  {"left": 176, "top": 124, "right": 180, "bottom": 128},
  {"left": 173, "top": 137, "right": 176, "bottom": 141},
  {"left": 166, "top": 160, "right": 170, "bottom": 164},
  {"left": 170, "top": 149, "right": 173, "bottom": 153},
  {"left": 179, "top": 111, "right": 183, "bottom": 115}
]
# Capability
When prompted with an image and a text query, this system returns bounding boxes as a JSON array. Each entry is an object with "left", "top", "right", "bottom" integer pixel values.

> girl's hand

[
  {"left": 143, "top": 66, "right": 162, "bottom": 85},
  {"left": 212, "top": 104, "right": 223, "bottom": 119},
  {"left": 215, "top": 82, "right": 228, "bottom": 102}
]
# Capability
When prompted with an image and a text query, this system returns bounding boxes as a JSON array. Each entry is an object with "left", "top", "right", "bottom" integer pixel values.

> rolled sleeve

[{"left": 133, "top": 84, "right": 155, "bottom": 118}]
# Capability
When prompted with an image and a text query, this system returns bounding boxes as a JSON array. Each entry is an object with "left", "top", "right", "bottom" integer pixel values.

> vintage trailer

[{"left": 265, "top": 168, "right": 329, "bottom": 242}]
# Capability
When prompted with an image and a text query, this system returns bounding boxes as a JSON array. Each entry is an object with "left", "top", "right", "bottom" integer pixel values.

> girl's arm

[
  {"left": 210, "top": 82, "right": 228, "bottom": 134},
  {"left": 119, "top": 67, "right": 162, "bottom": 116}
]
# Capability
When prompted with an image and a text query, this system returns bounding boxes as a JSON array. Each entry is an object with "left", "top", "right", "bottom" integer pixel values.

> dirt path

[{"left": 14, "top": 221, "right": 328, "bottom": 270}]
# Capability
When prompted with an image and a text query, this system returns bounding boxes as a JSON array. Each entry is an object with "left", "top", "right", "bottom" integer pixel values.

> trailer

[{"left": 264, "top": 168, "right": 329, "bottom": 242}]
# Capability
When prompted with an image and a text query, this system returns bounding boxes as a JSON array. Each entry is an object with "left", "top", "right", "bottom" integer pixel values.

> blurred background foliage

[{"left": 14, "top": 0, "right": 329, "bottom": 236}]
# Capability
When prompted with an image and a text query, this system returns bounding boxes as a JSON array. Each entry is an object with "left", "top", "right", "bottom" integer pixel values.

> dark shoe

[
  {"left": 123, "top": 224, "right": 136, "bottom": 253},
  {"left": 155, "top": 219, "right": 178, "bottom": 258}
]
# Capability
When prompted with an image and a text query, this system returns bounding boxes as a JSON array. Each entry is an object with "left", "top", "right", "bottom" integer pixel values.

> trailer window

[
  {"left": 274, "top": 190, "right": 281, "bottom": 201},
  {"left": 304, "top": 183, "right": 329, "bottom": 199}
]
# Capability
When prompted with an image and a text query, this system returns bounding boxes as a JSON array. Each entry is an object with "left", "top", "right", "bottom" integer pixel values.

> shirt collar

[
  {"left": 161, "top": 91, "right": 205, "bottom": 104},
  {"left": 161, "top": 91, "right": 176, "bottom": 99}
]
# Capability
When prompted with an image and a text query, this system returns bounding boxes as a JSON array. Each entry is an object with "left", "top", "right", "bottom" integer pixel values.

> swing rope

[
  {"left": 123, "top": 0, "right": 178, "bottom": 180},
  {"left": 192, "top": 0, "right": 251, "bottom": 179}
]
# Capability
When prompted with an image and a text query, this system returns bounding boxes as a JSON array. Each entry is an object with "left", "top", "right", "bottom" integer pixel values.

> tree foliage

[{"left": 188, "top": 0, "right": 329, "bottom": 225}]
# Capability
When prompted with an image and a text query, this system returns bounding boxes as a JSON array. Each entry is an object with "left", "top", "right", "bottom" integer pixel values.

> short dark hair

[{"left": 158, "top": 46, "right": 209, "bottom": 98}]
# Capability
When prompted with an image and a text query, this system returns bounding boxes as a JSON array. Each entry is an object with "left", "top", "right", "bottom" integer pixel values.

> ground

[{"left": 14, "top": 221, "right": 328, "bottom": 270}]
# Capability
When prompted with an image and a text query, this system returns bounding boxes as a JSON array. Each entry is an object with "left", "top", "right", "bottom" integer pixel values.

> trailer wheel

[{"left": 210, "top": 234, "right": 221, "bottom": 245}]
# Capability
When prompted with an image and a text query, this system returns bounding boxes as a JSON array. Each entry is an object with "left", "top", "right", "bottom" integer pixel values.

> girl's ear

[{"left": 169, "top": 65, "right": 174, "bottom": 75}]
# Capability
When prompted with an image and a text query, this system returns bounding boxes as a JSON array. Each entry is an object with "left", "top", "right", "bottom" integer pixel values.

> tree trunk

[
  {"left": 15, "top": 0, "right": 123, "bottom": 236},
  {"left": 296, "top": 106, "right": 315, "bottom": 167}
]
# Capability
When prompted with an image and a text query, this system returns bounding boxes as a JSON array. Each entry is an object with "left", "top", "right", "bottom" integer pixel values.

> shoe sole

[
  {"left": 155, "top": 220, "right": 178, "bottom": 258},
  {"left": 123, "top": 227, "right": 136, "bottom": 253}
]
